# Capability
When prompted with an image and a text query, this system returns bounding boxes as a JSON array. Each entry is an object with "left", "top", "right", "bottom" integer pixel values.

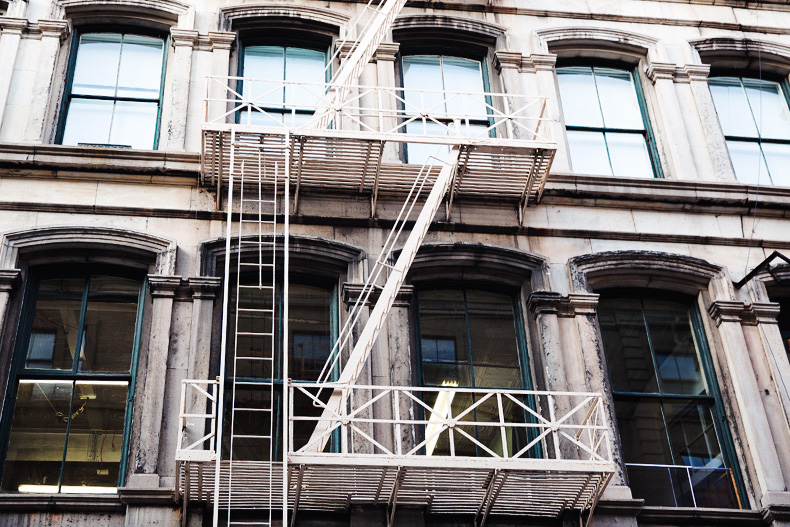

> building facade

[{"left": 1, "top": 0, "right": 790, "bottom": 525}]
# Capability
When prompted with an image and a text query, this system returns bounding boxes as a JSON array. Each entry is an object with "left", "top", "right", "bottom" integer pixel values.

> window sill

[{"left": 0, "top": 491, "right": 124, "bottom": 512}]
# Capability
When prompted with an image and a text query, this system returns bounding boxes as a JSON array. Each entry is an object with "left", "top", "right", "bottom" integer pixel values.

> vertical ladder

[{"left": 214, "top": 130, "right": 290, "bottom": 527}]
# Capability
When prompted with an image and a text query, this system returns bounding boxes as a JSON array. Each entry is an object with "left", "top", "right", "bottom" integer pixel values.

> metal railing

[
  {"left": 204, "top": 76, "right": 554, "bottom": 144},
  {"left": 175, "top": 379, "right": 218, "bottom": 462},
  {"left": 289, "top": 384, "right": 611, "bottom": 466}
]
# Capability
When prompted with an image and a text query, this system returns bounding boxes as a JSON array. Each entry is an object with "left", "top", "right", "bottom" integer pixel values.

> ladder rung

[
  {"left": 236, "top": 331, "right": 274, "bottom": 337},
  {"left": 235, "top": 356, "right": 273, "bottom": 361},
  {"left": 239, "top": 263, "right": 275, "bottom": 268},
  {"left": 237, "top": 308, "right": 274, "bottom": 313},
  {"left": 233, "top": 407, "right": 273, "bottom": 412},
  {"left": 233, "top": 434, "right": 272, "bottom": 439},
  {"left": 233, "top": 380, "right": 274, "bottom": 386},
  {"left": 238, "top": 285, "right": 275, "bottom": 290}
]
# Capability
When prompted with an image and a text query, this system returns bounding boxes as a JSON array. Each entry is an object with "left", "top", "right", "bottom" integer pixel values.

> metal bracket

[
  {"left": 290, "top": 464, "right": 305, "bottom": 527},
  {"left": 387, "top": 466, "right": 405, "bottom": 527},
  {"left": 735, "top": 250, "right": 790, "bottom": 289}
]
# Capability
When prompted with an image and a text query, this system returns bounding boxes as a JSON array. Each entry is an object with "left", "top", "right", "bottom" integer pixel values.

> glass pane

[
  {"left": 762, "top": 142, "right": 790, "bottom": 187},
  {"left": 566, "top": 130, "right": 612, "bottom": 176},
  {"left": 594, "top": 67, "right": 644, "bottom": 130},
  {"left": 116, "top": 34, "right": 164, "bottom": 99},
  {"left": 642, "top": 299, "right": 706, "bottom": 395},
  {"left": 26, "top": 278, "right": 86, "bottom": 370},
  {"left": 742, "top": 78, "right": 790, "bottom": 140},
  {"left": 606, "top": 132, "right": 654, "bottom": 178},
  {"left": 61, "top": 98, "right": 113, "bottom": 147},
  {"left": 108, "top": 100, "right": 159, "bottom": 149},
  {"left": 709, "top": 78, "right": 759, "bottom": 138},
  {"left": 403, "top": 56, "right": 446, "bottom": 116},
  {"left": 727, "top": 140, "right": 771, "bottom": 185},
  {"left": 405, "top": 121, "right": 450, "bottom": 165},
  {"left": 1, "top": 381, "right": 73, "bottom": 492},
  {"left": 71, "top": 33, "right": 122, "bottom": 97},
  {"left": 615, "top": 398, "right": 672, "bottom": 465},
  {"left": 418, "top": 289, "right": 471, "bottom": 387},
  {"left": 598, "top": 297, "right": 659, "bottom": 393},
  {"left": 556, "top": 67, "right": 604, "bottom": 128},
  {"left": 61, "top": 381, "right": 127, "bottom": 492},
  {"left": 465, "top": 290, "right": 521, "bottom": 389},
  {"left": 626, "top": 464, "right": 683, "bottom": 507},
  {"left": 78, "top": 276, "right": 140, "bottom": 373},
  {"left": 289, "top": 284, "right": 331, "bottom": 381},
  {"left": 441, "top": 56, "right": 486, "bottom": 116},
  {"left": 664, "top": 400, "right": 723, "bottom": 467},
  {"left": 688, "top": 467, "right": 740, "bottom": 508},
  {"left": 423, "top": 390, "right": 477, "bottom": 457},
  {"left": 243, "top": 46, "right": 286, "bottom": 107},
  {"left": 284, "top": 47, "right": 326, "bottom": 108}
]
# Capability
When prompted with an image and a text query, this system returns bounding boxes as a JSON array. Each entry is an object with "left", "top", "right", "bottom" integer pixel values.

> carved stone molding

[
  {"left": 708, "top": 300, "right": 780, "bottom": 326},
  {"left": 35, "top": 20, "right": 69, "bottom": 40},
  {"left": 645, "top": 62, "right": 677, "bottom": 83},
  {"left": 188, "top": 276, "right": 222, "bottom": 300},
  {"left": 392, "top": 14, "right": 506, "bottom": 39},
  {"left": 536, "top": 26, "right": 657, "bottom": 55},
  {"left": 494, "top": 51, "right": 557, "bottom": 73},
  {"left": 170, "top": 28, "right": 198, "bottom": 48},
  {"left": 148, "top": 275, "right": 182, "bottom": 298},
  {"left": 676, "top": 64, "right": 711, "bottom": 84},
  {"left": 0, "top": 269, "right": 21, "bottom": 293},
  {"left": 338, "top": 42, "right": 399, "bottom": 63},
  {"left": 220, "top": 3, "right": 349, "bottom": 30},
  {"left": 0, "top": 18, "right": 28, "bottom": 34},
  {"left": 342, "top": 283, "right": 414, "bottom": 309},
  {"left": 208, "top": 31, "right": 235, "bottom": 51},
  {"left": 528, "top": 291, "right": 600, "bottom": 318},
  {"left": 691, "top": 37, "right": 790, "bottom": 67}
]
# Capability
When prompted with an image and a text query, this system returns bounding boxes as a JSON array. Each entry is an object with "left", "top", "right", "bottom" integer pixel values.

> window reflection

[
  {"left": 710, "top": 77, "right": 790, "bottom": 186},
  {"left": 557, "top": 66, "right": 656, "bottom": 178}
]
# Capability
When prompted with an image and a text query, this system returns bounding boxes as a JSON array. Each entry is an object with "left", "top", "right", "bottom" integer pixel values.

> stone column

[
  {"left": 22, "top": 20, "right": 68, "bottom": 142},
  {"left": 130, "top": 275, "right": 181, "bottom": 486},
  {"left": 206, "top": 32, "right": 236, "bottom": 125},
  {"left": 0, "top": 269, "right": 21, "bottom": 342},
  {"left": 645, "top": 62, "right": 697, "bottom": 180},
  {"left": 709, "top": 300, "right": 789, "bottom": 506},
  {"left": 374, "top": 42, "right": 399, "bottom": 162},
  {"left": 160, "top": 29, "right": 198, "bottom": 151},
  {"left": 0, "top": 18, "right": 28, "bottom": 128},
  {"left": 684, "top": 64, "right": 738, "bottom": 182}
]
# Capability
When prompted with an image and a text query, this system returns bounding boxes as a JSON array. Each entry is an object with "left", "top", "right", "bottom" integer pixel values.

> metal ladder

[{"left": 214, "top": 130, "right": 290, "bottom": 527}]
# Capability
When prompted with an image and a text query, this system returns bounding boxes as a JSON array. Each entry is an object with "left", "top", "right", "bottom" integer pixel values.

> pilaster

[
  {"left": 205, "top": 32, "right": 236, "bottom": 135},
  {"left": 23, "top": 20, "right": 68, "bottom": 142},
  {"left": 161, "top": 28, "right": 198, "bottom": 151},
  {"left": 0, "top": 269, "right": 21, "bottom": 345},
  {"left": 0, "top": 18, "right": 28, "bottom": 129}
]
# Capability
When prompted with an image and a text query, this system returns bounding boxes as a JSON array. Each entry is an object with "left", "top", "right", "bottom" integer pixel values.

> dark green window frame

[
  {"left": 414, "top": 286, "right": 540, "bottom": 458},
  {"left": 222, "top": 275, "right": 339, "bottom": 461},
  {"left": 398, "top": 54, "right": 495, "bottom": 164},
  {"left": 236, "top": 41, "right": 330, "bottom": 127},
  {"left": 0, "top": 267, "right": 146, "bottom": 492},
  {"left": 598, "top": 290, "right": 745, "bottom": 508},
  {"left": 556, "top": 63, "right": 663, "bottom": 179},
  {"left": 56, "top": 28, "right": 168, "bottom": 149}
]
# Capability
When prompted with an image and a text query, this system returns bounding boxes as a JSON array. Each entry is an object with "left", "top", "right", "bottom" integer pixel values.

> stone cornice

[
  {"left": 536, "top": 26, "right": 657, "bottom": 54},
  {"left": 708, "top": 300, "right": 781, "bottom": 326},
  {"left": 645, "top": 62, "right": 677, "bottom": 83},
  {"left": 0, "top": 269, "right": 21, "bottom": 292},
  {"left": 691, "top": 37, "right": 790, "bottom": 66},
  {"left": 188, "top": 276, "right": 221, "bottom": 300},
  {"left": 528, "top": 291, "right": 599, "bottom": 318},
  {"left": 342, "top": 283, "right": 414, "bottom": 308},
  {"left": 678, "top": 64, "right": 711, "bottom": 83},
  {"left": 0, "top": 17, "right": 28, "bottom": 33},
  {"left": 339, "top": 42, "right": 399, "bottom": 62},
  {"left": 148, "top": 275, "right": 182, "bottom": 298},
  {"left": 494, "top": 51, "right": 556, "bottom": 73},
  {"left": 32, "top": 20, "right": 69, "bottom": 40},
  {"left": 170, "top": 28, "right": 198, "bottom": 48},
  {"left": 208, "top": 31, "right": 235, "bottom": 51}
]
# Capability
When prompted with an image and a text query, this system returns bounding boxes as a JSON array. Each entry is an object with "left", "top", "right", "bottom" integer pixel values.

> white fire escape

[{"left": 175, "top": 0, "right": 614, "bottom": 524}]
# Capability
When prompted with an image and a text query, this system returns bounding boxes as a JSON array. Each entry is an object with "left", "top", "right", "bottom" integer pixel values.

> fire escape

[{"left": 175, "top": 0, "right": 615, "bottom": 525}]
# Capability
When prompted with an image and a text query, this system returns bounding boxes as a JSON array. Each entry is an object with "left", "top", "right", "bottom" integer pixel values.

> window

[
  {"left": 223, "top": 278, "right": 336, "bottom": 461},
  {"left": 598, "top": 292, "right": 742, "bottom": 508},
  {"left": 239, "top": 45, "right": 328, "bottom": 127},
  {"left": 0, "top": 271, "right": 144, "bottom": 493},
  {"left": 709, "top": 77, "right": 790, "bottom": 186},
  {"left": 59, "top": 32, "right": 166, "bottom": 150},
  {"left": 556, "top": 66, "right": 658, "bottom": 178},
  {"left": 415, "top": 288, "right": 536, "bottom": 458},
  {"left": 778, "top": 299, "right": 790, "bottom": 361},
  {"left": 401, "top": 55, "right": 490, "bottom": 164}
]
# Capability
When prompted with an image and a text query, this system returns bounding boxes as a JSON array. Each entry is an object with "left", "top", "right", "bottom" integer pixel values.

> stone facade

[{"left": 1, "top": 0, "right": 790, "bottom": 525}]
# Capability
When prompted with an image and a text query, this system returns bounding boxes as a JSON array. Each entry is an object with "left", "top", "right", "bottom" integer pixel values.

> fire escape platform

[
  {"left": 200, "top": 125, "right": 555, "bottom": 208},
  {"left": 178, "top": 459, "right": 612, "bottom": 517}
]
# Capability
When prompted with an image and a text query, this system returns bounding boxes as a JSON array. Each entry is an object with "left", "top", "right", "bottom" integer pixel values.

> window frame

[
  {"left": 597, "top": 289, "right": 746, "bottom": 507},
  {"left": 235, "top": 39, "right": 331, "bottom": 127},
  {"left": 556, "top": 59, "right": 664, "bottom": 179},
  {"left": 413, "top": 284, "right": 540, "bottom": 458},
  {"left": 0, "top": 265, "right": 147, "bottom": 491},
  {"left": 708, "top": 74, "right": 790, "bottom": 186},
  {"left": 55, "top": 26, "right": 169, "bottom": 150}
]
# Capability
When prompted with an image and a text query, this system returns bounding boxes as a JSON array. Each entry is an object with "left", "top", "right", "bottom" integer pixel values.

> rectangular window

[
  {"left": 709, "top": 77, "right": 790, "bottom": 186},
  {"left": 239, "top": 45, "right": 327, "bottom": 127},
  {"left": 0, "top": 273, "right": 144, "bottom": 493},
  {"left": 401, "top": 55, "right": 491, "bottom": 164},
  {"left": 59, "top": 33, "right": 166, "bottom": 150},
  {"left": 557, "top": 66, "right": 659, "bottom": 178},
  {"left": 598, "top": 294, "right": 742, "bottom": 508}
]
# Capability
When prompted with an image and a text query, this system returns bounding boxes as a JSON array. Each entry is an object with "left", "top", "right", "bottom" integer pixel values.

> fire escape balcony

[
  {"left": 200, "top": 76, "right": 557, "bottom": 218},
  {"left": 176, "top": 380, "right": 615, "bottom": 521}
]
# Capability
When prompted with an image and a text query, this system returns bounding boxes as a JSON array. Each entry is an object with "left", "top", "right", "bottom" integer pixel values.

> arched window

[
  {"left": 598, "top": 290, "right": 742, "bottom": 508},
  {"left": 58, "top": 31, "right": 167, "bottom": 149},
  {"left": 0, "top": 268, "right": 145, "bottom": 493},
  {"left": 415, "top": 287, "right": 535, "bottom": 458}
]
